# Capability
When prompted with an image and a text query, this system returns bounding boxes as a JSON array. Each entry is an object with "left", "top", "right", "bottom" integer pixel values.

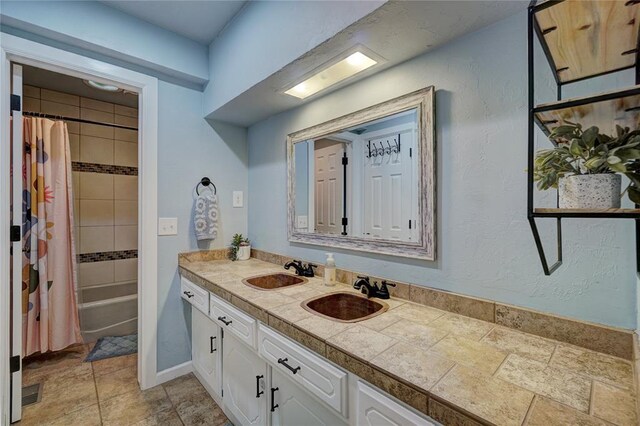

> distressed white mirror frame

[{"left": 287, "top": 86, "right": 435, "bottom": 260}]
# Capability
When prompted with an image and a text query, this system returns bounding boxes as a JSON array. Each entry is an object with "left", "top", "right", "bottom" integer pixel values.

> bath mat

[{"left": 85, "top": 333, "right": 137, "bottom": 362}]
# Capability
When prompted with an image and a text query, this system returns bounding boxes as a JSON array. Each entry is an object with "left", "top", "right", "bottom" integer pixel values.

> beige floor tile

[
  {"left": 550, "top": 345, "right": 634, "bottom": 390},
  {"left": 92, "top": 353, "right": 137, "bottom": 377},
  {"left": 20, "top": 404, "right": 102, "bottom": 426},
  {"left": 372, "top": 342, "right": 454, "bottom": 390},
  {"left": 295, "top": 315, "right": 353, "bottom": 340},
  {"left": 391, "top": 303, "right": 447, "bottom": 325},
  {"left": 428, "top": 335, "right": 507, "bottom": 374},
  {"left": 380, "top": 319, "right": 448, "bottom": 351},
  {"left": 133, "top": 408, "right": 184, "bottom": 426},
  {"left": 429, "top": 313, "right": 495, "bottom": 340},
  {"left": 43, "top": 404, "right": 101, "bottom": 426},
  {"left": 328, "top": 325, "right": 397, "bottom": 361},
  {"left": 496, "top": 354, "right": 592, "bottom": 412},
  {"left": 526, "top": 397, "right": 609, "bottom": 426},
  {"left": 95, "top": 365, "right": 140, "bottom": 401},
  {"left": 591, "top": 381, "right": 637, "bottom": 425},
  {"left": 100, "top": 385, "right": 172, "bottom": 425},
  {"left": 22, "top": 370, "right": 97, "bottom": 423},
  {"left": 432, "top": 365, "right": 534, "bottom": 426},
  {"left": 481, "top": 327, "right": 557, "bottom": 363},
  {"left": 163, "top": 373, "right": 207, "bottom": 405},
  {"left": 28, "top": 362, "right": 93, "bottom": 391},
  {"left": 23, "top": 344, "right": 88, "bottom": 378},
  {"left": 175, "top": 396, "right": 228, "bottom": 426}
]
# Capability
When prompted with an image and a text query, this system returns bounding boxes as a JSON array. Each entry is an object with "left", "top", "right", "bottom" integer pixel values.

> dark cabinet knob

[{"left": 183, "top": 291, "right": 194, "bottom": 298}]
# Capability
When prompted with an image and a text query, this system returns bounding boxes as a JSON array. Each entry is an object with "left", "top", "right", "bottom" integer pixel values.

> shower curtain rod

[{"left": 22, "top": 111, "right": 137, "bottom": 131}]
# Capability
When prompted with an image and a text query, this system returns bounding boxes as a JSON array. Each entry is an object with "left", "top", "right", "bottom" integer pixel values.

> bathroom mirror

[{"left": 287, "top": 87, "right": 435, "bottom": 260}]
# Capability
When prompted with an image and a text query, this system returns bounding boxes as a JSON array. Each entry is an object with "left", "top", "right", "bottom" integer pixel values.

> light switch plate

[
  {"left": 233, "top": 191, "right": 243, "bottom": 208},
  {"left": 296, "top": 215, "right": 308, "bottom": 229},
  {"left": 158, "top": 217, "right": 178, "bottom": 236}
]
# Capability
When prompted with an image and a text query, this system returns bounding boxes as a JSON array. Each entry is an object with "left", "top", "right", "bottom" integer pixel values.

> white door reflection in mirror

[{"left": 287, "top": 87, "right": 435, "bottom": 260}]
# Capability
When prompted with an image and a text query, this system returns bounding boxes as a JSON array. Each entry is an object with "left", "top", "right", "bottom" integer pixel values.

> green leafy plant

[
  {"left": 229, "top": 233, "right": 250, "bottom": 261},
  {"left": 534, "top": 123, "right": 640, "bottom": 203}
]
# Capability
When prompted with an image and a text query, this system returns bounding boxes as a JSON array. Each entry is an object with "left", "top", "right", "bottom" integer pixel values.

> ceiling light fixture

[
  {"left": 285, "top": 50, "right": 378, "bottom": 100},
  {"left": 83, "top": 79, "right": 122, "bottom": 92}
]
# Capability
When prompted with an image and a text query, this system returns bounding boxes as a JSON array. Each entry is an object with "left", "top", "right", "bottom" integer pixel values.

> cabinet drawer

[
  {"left": 356, "top": 381, "right": 435, "bottom": 426},
  {"left": 180, "top": 276, "right": 209, "bottom": 315},
  {"left": 210, "top": 294, "right": 257, "bottom": 349},
  {"left": 258, "top": 324, "right": 347, "bottom": 416}
]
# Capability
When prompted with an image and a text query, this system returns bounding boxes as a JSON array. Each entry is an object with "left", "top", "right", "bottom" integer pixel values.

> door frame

[{"left": 1, "top": 33, "right": 159, "bottom": 424}]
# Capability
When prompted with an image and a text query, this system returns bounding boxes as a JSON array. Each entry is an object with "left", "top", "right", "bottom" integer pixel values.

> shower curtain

[{"left": 22, "top": 117, "right": 82, "bottom": 356}]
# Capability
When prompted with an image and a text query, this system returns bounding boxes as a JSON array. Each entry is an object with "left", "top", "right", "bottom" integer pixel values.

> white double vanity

[{"left": 181, "top": 274, "right": 436, "bottom": 426}]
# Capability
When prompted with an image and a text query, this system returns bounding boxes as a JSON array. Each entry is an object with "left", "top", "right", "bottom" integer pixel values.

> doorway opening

[{"left": 12, "top": 63, "right": 141, "bottom": 423}]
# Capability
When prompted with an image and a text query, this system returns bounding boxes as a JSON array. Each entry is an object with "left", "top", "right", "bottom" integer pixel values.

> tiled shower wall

[{"left": 23, "top": 85, "right": 139, "bottom": 292}]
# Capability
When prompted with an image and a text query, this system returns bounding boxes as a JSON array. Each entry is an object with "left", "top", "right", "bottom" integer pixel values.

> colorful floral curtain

[{"left": 22, "top": 117, "right": 82, "bottom": 356}]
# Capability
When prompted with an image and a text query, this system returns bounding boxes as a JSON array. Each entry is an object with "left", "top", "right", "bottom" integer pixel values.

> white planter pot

[
  {"left": 236, "top": 245, "right": 251, "bottom": 261},
  {"left": 558, "top": 174, "right": 621, "bottom": 209}
]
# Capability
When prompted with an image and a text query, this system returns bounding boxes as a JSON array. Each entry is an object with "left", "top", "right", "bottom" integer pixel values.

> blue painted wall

[
  {"left": 247, "top": 11, "right": 637, "bottom": 329},
  {"left": 0, "top": 1, "right": 208, "bottom": 87},
  {"left": 157, "top": 82, "right": 248, "bottom": 370}
]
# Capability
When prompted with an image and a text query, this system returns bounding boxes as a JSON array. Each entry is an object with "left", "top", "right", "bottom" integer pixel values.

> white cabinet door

[
  {"left": 192, "top": 307, "right": 221, "bottom": 398},
  {"left": 356, "top": 381, "right": 435, "bottom": 426},
  {"left": 270, "top": 369, "right": 347, "bottom": 426},
  {"left": 223, "top": 332, "right": 267, "bottom": 426}
]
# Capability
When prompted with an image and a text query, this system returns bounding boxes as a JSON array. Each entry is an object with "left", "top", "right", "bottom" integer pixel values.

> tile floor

[{"left": 18, "top": 344, "right": 229, "bottom": 425}]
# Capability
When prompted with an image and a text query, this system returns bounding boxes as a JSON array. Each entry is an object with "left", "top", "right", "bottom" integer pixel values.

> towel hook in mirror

[{"left": 196, "top": 177, "right": 217, "bottom": 195}]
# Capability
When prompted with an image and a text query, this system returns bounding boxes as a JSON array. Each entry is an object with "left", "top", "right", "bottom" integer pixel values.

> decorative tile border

[
  {"left": 78, "top": 249, "right": 138, "bottom": 263},
  {"left": 243, "top": 248, "right": 634, "bottom": 360},
  {"left": 72, "top": 161, "right": 138, "bottom": 176}
]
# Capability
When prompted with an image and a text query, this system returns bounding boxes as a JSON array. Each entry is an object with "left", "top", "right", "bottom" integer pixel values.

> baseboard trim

[{"left": 156, "top": 360, "right": 193, "bottom": 385}]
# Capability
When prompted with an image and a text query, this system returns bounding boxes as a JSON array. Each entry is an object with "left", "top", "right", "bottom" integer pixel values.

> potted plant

[
  {"left": 534, "top": 123, "right": 640, "bottom": 208},
  {"left": 229, "top": 233, "right": 251, "bottom": 261}
]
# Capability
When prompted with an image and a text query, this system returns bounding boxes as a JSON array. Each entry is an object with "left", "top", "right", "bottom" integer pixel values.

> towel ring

[{"left": 196, "top": 177, "right": 217, "bottom": 195}]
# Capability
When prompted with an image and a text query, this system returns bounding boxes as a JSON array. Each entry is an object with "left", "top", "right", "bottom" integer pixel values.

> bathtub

[{"left": 79, "top": 281, "right": 138, "bottom": 342}]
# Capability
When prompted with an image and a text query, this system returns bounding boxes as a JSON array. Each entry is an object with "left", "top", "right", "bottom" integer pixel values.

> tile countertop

[{"left": 178, "top": 257, "right": 637, "bottom": 426}]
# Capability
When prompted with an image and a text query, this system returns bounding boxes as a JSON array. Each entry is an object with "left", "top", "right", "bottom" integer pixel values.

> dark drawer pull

[
  {"left": 183, "top": 291, "right": 194, "bottom": 298},
  {"left": 270, "top": 387, "right": 279, "bottom": 412},
  {"left": 217, "top": 316, "right": 232, "bottom": 326},
  {"left": 210, "top": 336, "right": 216, "bottom": 353},
  {"left": 256, "top": 375, "right": 264, "bottom": 398},
  {"left": 278, "top": 357, "right": 301, "bottom": 375}
]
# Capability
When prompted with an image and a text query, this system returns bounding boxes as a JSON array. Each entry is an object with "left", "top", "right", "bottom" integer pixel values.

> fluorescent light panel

[{"left": 285, "top": 52, "right": 377, "bottom": 99}]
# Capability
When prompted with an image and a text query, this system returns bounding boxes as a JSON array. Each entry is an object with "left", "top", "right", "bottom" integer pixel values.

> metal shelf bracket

[{"left": 528, "top": 217, "right": 563, "bottom": 275}]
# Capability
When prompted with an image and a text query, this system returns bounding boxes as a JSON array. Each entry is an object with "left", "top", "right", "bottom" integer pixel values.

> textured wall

[
  {"left": 247, "top": 11, "right": 637, "bottom": 329},
  {"left": 204, "top": 0, "right": 385, "bottom": 116},
  {"left": 157, "top": 82, "right": 248, "bottom": 370},
  {"left": 0, "top": 1, "right": 208, "bottom": 86}
]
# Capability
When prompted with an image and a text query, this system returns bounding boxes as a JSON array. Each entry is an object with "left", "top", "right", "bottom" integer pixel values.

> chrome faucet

[{"left": 353, "top": 276, "right": 396, "bottom": 299}]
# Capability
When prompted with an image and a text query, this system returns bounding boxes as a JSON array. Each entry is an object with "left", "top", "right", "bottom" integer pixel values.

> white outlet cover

[
  {"left": 296, "top": 215, "right": 308, "bottom": 229},
  {"left": 158, "top": 217, "right": 178, "bottom": 236},
  {"left": 233, "top": 191, "right": 243, "bottom": 208}
]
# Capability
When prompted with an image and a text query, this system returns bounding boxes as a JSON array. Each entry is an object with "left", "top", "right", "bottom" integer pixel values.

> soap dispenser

[{"left": 324, "top": 253, "right": 336, "bottom": 286}]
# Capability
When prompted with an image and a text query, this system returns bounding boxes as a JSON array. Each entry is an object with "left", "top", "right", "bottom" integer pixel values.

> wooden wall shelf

[
  {"left": 533, "top": 87, "right": 640, "bottom": 136},
  {"left": 533, "top": 208, "right": 640, "bottom": 219},
  {"left": 534, "top": 0, "right": 639, "bottom": 84},
  {"left": 527, "top": 1, "right": 640, "bottom": 275}
]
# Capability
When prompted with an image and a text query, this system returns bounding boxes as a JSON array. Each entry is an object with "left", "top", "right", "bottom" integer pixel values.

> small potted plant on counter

[
  {"left": 534, "top": 123, "right": 640, "bottom": 208},
  {"left": 230, "top": 233, "right": 251, "bottom": 261}
]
